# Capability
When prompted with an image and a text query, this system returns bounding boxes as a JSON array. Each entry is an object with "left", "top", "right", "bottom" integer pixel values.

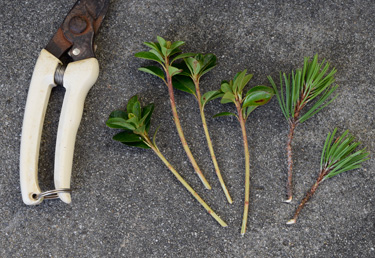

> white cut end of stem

[
  {"left": 283, "top": 197, "right": 293, "bottom": 203},
  {"left": 286, "top": 219, "right": 296, "bottom": 225}
]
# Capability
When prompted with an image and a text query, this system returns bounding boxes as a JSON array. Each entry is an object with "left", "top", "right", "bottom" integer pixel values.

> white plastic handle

[
  {"left": 54, "top": 57, "right": 99, "bottom": 203},
  {"left": 20, "top": 49, "right": 61, "bottom": 205},
  {"left": 20, "top": 49, "right": 99, "bottom": 205}
]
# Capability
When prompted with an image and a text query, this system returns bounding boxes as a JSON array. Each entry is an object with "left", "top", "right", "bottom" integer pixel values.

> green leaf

[
  {"left": 171, "top": 53, "right": 196, "bottom": 64},
  {"left": 106, "top": 118, "right": 136, "bottom": 130},
  {"left": 221, "top": 81, "right": 232, "bottom": 93},
  {"left": 152, "top": 126, "right": 160, "bottom": 147},
  {"left": 168, "top": 66, "right": 182, "bottom": 77},
  {"left": 233, "top": 70, "right": 247, "bottom": 94},
  {"left": 134, "top": 124, "right": 147, "bottom": 134},
  {"left": 121, "top": 141, "right": 150, "bottom": 149},
  {"left": 221, "top": 91, "right": 236, "bottom": 104},
  {"left": 127, "top": 95, "right": 139, "bottom": 114},
  {"left": 201, "top": 90, "right": 223, "bottom": 107},
  {"left": 135, "top": 51, "right": 163, "bottom": 64},
  {"left": 149, "top": 49, "right": 165, "bottom": 63},
  {"left": 157, "top": 36, "right": 166, "bottom": 47},
  {"left": 109, "top": 110, "right": 127, "bottom": 119},
  {"left": 132, "top": 101, "right": 141, "bottom": 118},
  {"left": 169, "top": 48, "right": 182, "bottom": 57},
  {"left": 170, "top": 41, "right": 185, "bottom": 51},
  {"left": 144, "top": 42, "right": 161, "bottom": 53},
  {"left": 126, "top": 115, "right": 139, "bottom": 128},
  {"left": 185, "top": 57, "right": 201, "bottom": 75},
  {"left": 245, "top": 106, "right": 257, "bottom": 119},
  {"left": 172, "top": 75, "right": 196, "bottom": 96},
  {"left": 141, "top": 103, "right": 154, "bottom": 122},
  {"left": 138, "top": 66, "right": 165, "bottom": 81},
  {"left": 113, "top": 131, "right": 143, "bottom": 143},
  {"left": 198, "top": 54, "right": 217, "bottom": 77},
  {"left": 213, "top": 112, "right": 237, "bottom": 118},
  {"left": 238, "top": 73, "right": 253, "bottom": 93},
  {"left": 242, "top": 85, "right": 274, "bottom": 108}
]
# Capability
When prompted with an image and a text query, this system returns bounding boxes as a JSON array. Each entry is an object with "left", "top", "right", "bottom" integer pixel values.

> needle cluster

[
  {"left": 288, "top": 128, "right": 369, "bottom": 224},
  {"left": 268, "top": 55, "right": 339, "bottom": 202}
]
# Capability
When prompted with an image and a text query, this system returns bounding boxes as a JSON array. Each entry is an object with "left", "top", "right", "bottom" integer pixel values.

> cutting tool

[{"left": 20, "top": 0, "right": 109, "bottom": 205}]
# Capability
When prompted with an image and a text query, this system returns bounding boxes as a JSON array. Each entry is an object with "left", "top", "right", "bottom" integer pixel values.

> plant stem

[
  {"left": 285, "top": 120, "right": 297, "bottom": 203},
  {"left": 194, "top": 78, "right": 233, "bottom": 203},
  {"left": 164, "top": 61, "right": 211, "bottom": 189},
  {"left": 236, "top": 102, "right": 250, "bottom": 235},
  {"left": 287, "top": 170, "right": 326, "bottom": 224},
  {"left": 144, "top": 136, "right": 227, "bottom": 227},
  {"left": 285, "top": 94, "right": 305, "bottom": 203}
]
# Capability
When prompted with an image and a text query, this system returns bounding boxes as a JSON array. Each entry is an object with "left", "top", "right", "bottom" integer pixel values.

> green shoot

[
  {"left": 172, "top": 53, "right": 232, "bottom": 204},
  {"left": 208, "top": 70, "right": 274, "bottom": 235},
  {"left": 268, "top": 54, "right": 339, "bottom": 202},
  {"left": 287, "top": 129, "right": 369, "bottom": 224},
  {"left": 106, "top": 95, "right": 228, "bottom": 227},
  {"left": 135, "top": 37, "right": 211, "bottom": 189}
]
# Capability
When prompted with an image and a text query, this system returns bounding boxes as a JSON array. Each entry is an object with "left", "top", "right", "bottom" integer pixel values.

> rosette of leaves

[
  {"left": 172, "top": 53, "right": 233, "bottom": 204},
  {"left": 106, "top": 95, "right": 227, "bottom": 227},
  {"left": 268, "top": 54, "right": 339, "bottom": 203},
  {"left": 209, "top": 70, "right": 275, "bottom": 235},
  {"left": 287, "top": 128, "right": 369, "bottom": 224},
  {"left": 135, "top": 36, "right": 211, "bottom": 190}
]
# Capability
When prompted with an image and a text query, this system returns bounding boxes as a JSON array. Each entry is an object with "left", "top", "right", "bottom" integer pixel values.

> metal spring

[
  {"left": 54, "top": 64, "right": 66, "bottom": 86},
  {"left": 33, "top": 188, "right": 72, "bottom": 200}
]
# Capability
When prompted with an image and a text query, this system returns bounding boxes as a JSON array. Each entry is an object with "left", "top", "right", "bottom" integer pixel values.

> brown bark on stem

[
  {"left": 287, "top": 170, "right": 326, "bottom": 224},
  {"left": 285, "top": 120, "right": 297, "bottom": 202}
]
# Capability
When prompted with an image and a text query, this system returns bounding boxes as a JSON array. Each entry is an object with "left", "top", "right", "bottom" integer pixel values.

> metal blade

[{"left": 45, "top": 0, "right": 109, "bottom": 61}]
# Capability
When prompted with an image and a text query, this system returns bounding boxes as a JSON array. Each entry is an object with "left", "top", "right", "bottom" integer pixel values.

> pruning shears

[{"left": 20, "top": 0, "right": 109, "bottom": 205}]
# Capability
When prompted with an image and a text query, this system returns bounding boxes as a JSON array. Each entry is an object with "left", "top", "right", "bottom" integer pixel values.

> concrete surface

[{"left": 1, "top": 0, "right": 374, "bottom": 257}]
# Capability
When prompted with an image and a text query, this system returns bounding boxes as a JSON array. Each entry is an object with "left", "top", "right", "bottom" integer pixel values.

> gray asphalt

[{"left": 1, "top": 0, "right": 374, "bottom": 257}]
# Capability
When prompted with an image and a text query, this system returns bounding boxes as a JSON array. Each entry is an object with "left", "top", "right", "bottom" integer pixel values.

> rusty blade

[{"left": 45, "top": 0, "right": 109, "bottom": 61}]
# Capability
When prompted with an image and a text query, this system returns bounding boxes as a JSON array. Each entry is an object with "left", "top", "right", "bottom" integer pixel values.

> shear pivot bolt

[
  {"left": 72, "top": 48, "right": 81, "bottom": 56},
  {"left": 69, "top": 16, "right": 87, "bottom": 34}
]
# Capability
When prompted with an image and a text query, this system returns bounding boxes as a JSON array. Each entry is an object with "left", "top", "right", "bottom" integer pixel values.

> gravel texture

[{"left": 1, "top": 0, "right": 374, "bottom": 257}]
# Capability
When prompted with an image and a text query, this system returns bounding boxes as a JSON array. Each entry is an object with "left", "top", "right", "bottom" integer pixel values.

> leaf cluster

[
  {"left": 268, "top": 54, "right": 338, "bottom": 123},
  {"left": 135, "top": 36, "right": 195, "bottom": 83},
  {"left": 321, "top": 128, "right": 369, "bottom": 180},
  {"left": 172, "top": 53, "right": 222, "bottom": 109},
  {"left": 213, "top": 70, "right": 275, "bottom": 121},
  {"left": 106, "top": 95, "right": 155, "bottom": 149}
]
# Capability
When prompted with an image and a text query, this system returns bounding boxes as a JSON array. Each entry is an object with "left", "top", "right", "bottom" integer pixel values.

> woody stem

[{"left": 287, "top": 170, "right": 326, "bottom": 224}]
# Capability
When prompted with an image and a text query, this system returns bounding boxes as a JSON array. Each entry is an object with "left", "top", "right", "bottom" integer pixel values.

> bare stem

[
  {"left": 285, "top": 120, "right": 297, "bottom": 203},
  {"left": 287, "top": 170, "right": 326, "bottom": 224},
  {"left": 164, "top": 61, "right": 211, "bottom": 189},
  {"left": 143, "top": 136, "right": 227, "bottom": 227},
  {"left": 195, "top": 78, "right": 233, "bottom": 203},
  {"left": 285, "top": 93, "right": 305, "bottom": 203},
  {"left": 236, "top": 102, "right": 250, "bottom": 235}
]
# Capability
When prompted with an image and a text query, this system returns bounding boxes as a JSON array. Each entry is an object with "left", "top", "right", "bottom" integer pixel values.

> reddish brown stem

[
  {"left": 287, "top": 170, "right": 327, "bottom": 224},
  {"left": 165, "top": 60, "right": 211, "bottom": 189},
  {"left": 285, "top": 120, "right": 297, "bottom": 202}
]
